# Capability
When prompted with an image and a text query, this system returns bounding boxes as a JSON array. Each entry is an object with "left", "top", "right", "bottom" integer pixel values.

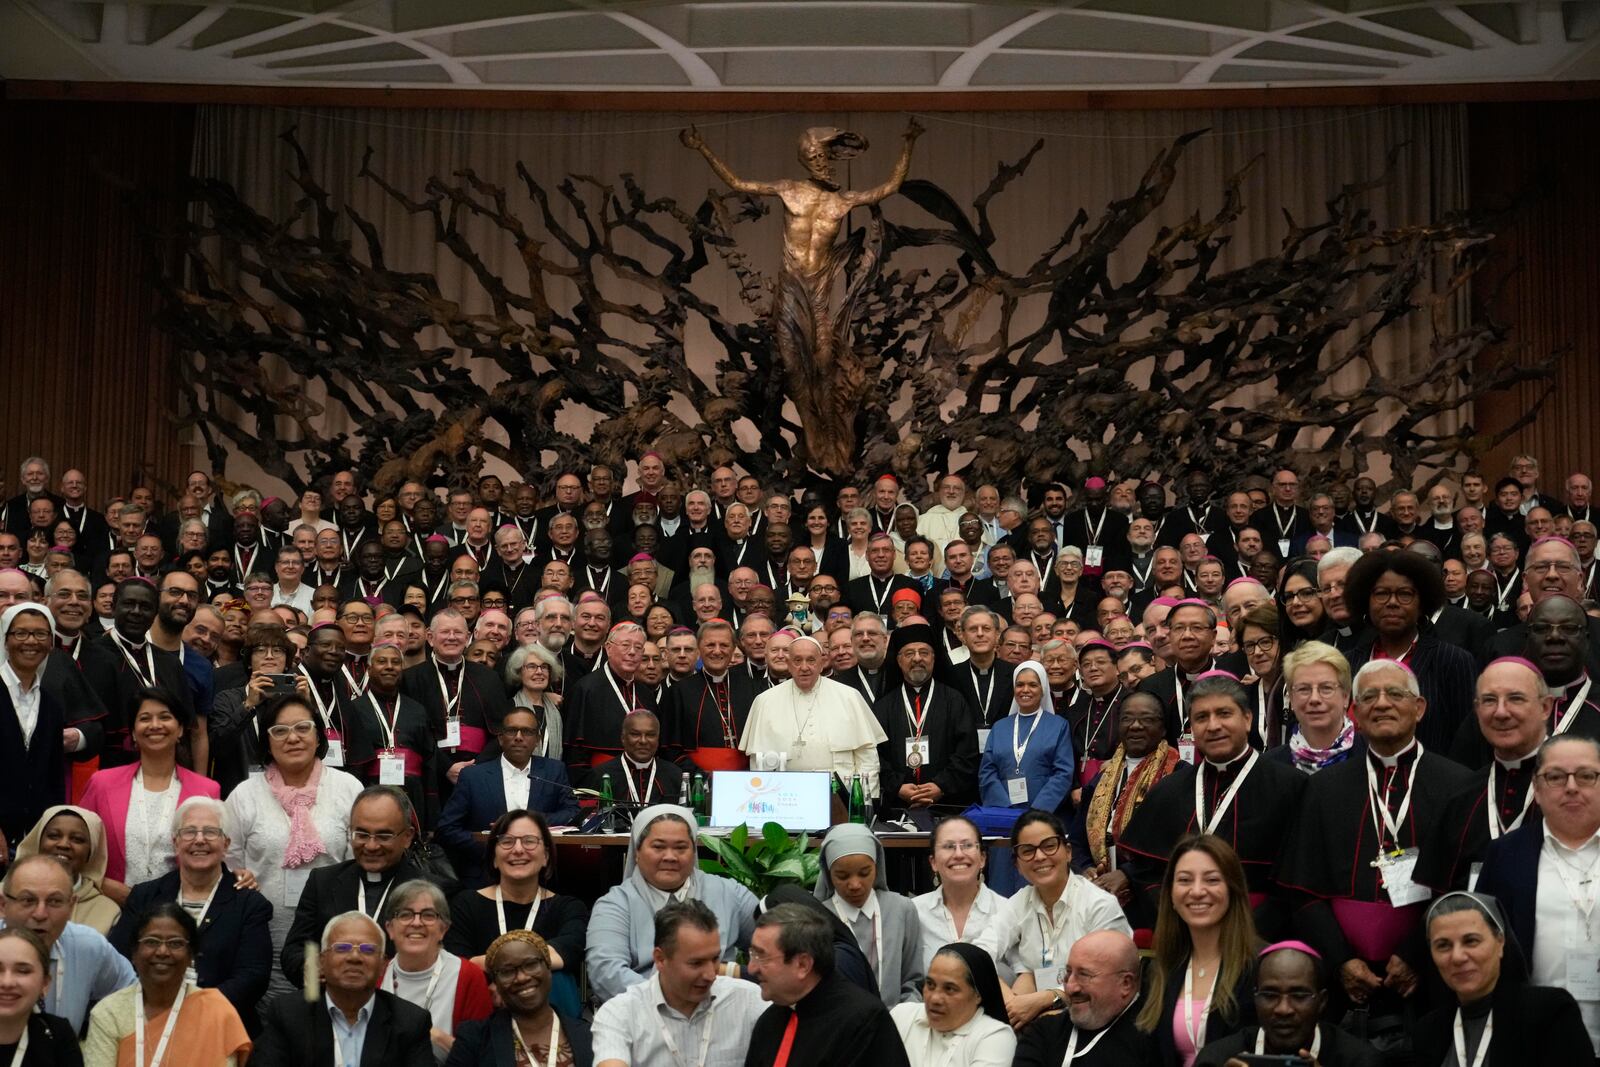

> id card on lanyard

[
  {"left": 436, "top": 666, "right": 464, "bottom": 749},
  {"left": 301, "top": 669, "right": 343, "bottom": 765},
  {"left": 370, "top": 694, "right": 406, "bottom": 785}
]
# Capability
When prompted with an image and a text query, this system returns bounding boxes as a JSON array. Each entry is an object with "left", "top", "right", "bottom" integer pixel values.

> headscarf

[
  {"left": 1, "top": 602, "right": 55, "bottom": 655},
  {"left": 16, "top": 805, "right": 109, "bottom": 887},
  {"left": 485, "top": 929, "right": 551, "bottom": 977},
  {"left": 932, "top": 942, "right": 1009, "bottom": 1023},
  {"left": 813, "top": 823, "right": 888, "bottom": 902},
  {"left": 265, "top": 758, "right": 328, "bottom": 868},
  {"left": 1007, "top": 659, "right": 1054, "bottom": 716},
  {"left": 625, "top": 803, "right": 697, "bottom": 885},
  {"left": 1426, "top": 890, "right": 1528, "bottom": 988}
]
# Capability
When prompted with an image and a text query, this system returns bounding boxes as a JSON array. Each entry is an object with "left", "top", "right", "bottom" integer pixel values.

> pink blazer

[{"left": 79, "top": 764, "right": 221, "bottom": 883}]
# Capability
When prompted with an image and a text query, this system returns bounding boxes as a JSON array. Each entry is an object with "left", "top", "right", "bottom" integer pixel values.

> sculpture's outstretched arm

[
  {"left": 846, "top": 118, "right": 925, "bottom": 207},
  {"left": 680, "top": 126, "right": 782, "bottom": 197}
]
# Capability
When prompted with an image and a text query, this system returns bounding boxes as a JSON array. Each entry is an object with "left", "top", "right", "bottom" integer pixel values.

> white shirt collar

[
  {"left": 501, "top": 755, "right": 531, "bottom": 778},
  {"left": 1543, "top": 825, "right": 1600, "bottom": 856},
  {"left": 0, "top": 661, "right": 39, "bottom": 696},
  {"left": 832, "top": 889, "right": 879, "bottom": 924}
]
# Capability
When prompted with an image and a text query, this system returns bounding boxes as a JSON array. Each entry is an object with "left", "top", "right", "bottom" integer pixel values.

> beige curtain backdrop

[{"left": 191, "top": 102, "right": 1465, "bottom": 495}]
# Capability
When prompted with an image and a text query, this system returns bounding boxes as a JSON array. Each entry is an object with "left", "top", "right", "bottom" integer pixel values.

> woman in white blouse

[
  {"left": 913, "top": 816, "right": 1006, "bottom": 973},
  {"left": 224, "top": 692, "right": 363, "bottom": 997},
  {"left": 891, "top": 943, "right": 1016, "bottom": 1067}
]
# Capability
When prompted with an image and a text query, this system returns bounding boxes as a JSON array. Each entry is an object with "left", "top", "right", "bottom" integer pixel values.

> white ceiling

[{"left": 5, "top": 1, "right": 1600, "bottom": 91}]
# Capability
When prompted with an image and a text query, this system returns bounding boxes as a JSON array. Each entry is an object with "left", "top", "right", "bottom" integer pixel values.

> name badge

[
  {"left": 444, "top": 717, "right": 462, "bottom": 750},
  {"left": 1468, "top": 862, "right": 1482, "bottom": 891},
  {"left": 1567, "top": 952, "right": 1600, "bottom": 1000},
  {"left": 1007, "top": 777, "right": 1029, "bottom": 804},
  {"left": 324, "top": 738, "right": 344, "bottom": 767},
  {"left": 1375, "top": 847, "right": 1430, "bottom": 907},
  {"left": 1278, "top": 538, "right": 1292, "bottom": 557},
  {"left": 1031, "top": 965, "right": 1062, "bottom": 992},
  {"left": 905, "top": 738, "right": 929, "bottom": 768},
  {"left": 378, "top": 749, "right": 406, "bottom": 785},
  {"left": 977, "top": 728, "right": 991, "bottom": 751},
  {"left": 1084, "top": 546, "right": 1104, "bottom": 569},
  {"left": 1178, "top": 734, "right": 1195, "bottom": 764},
  {"left": 284, "top": 866, "right": 311, "bottom": 902}
]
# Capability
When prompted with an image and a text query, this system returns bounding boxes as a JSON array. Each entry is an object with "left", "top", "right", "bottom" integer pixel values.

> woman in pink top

[
  {"left": 1135, "top": 834, "right": 1260, "bottom": 1067},
  {"left": 79, "top": 686, "right": 220, "bottom": 897}
]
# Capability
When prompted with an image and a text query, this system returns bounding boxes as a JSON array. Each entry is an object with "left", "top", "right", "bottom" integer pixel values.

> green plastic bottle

[
  {"left": 599, "top": 773, "right": 614, "bottom": 808},
  {"left": 691, "top": 773, "right": 707, "bottom": 826},
  {"left": 848, "top": 774, "right": 866, "bottom": 824}
]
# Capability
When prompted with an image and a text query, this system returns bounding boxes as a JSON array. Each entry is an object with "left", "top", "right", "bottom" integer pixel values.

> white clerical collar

[
  {"left": 1432, "top": 518, "right": 1454, "bottom": 530},
  {"left": 1496, "top": 741, "right": 1545, "bottom": 770},
  {"left": 1204, "top": 750, "right": 1249, "bottom": 771},
  {"left": 1551, "top": 674, "right": 1588, "bottom": 698},
  {"left": 1370, "top": 737, "right": 1418, "bottom": 768},
  {"left": 626, "top": 755, "right": 655, "bottom": 770}
]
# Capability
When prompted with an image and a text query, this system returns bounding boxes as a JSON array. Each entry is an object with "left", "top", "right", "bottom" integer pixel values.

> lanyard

[
  {"left": 110, "top": 630, "right": 158, "bottom": 686},
  {"left": 1546, "top": 842, "right": 1600, "bottom": 929},
  {"left": 435, "top": 664, "right": 463, "bottom": 720},
  {"left": 496, "top": 886, "right": 542, "bottom": 934},
  {"left": 1081, "top": 687, "right": 1120, "bottom": 755},
  {"left": 1195, "top": 751, "right": 1259, "bottom": 834},
  {"left": 1486, "top": 762, "right": 1535, "bottom": 839},
  {"left": 182, "top": 875, "right": 223, "bottom": 931},
  {"left": 1452, "top": 1009, "right": 1493, "bottom": 1067},
  {"left": 369, "top": 693, "right": 400, "bottom": 750},
  {"left": 134, "top": 980, "right": 188, "bottom": 1067},
  {"left": 48, "top": 951, "right": 64, "bottom": 1017},
  {"left": 1271, "top": 504, "right": 1296, "bottom": 539},
  {"left": 657, "top": 994, "right": 719, "bottom": 1067},
  {"left": 972, "top": 668, "right": 995, "bottom": 718},
  {"left": 603, "top": 665, "right": 635, "bottom": 714},
  {"left": 1352, "top": 509, "right": 1377, "bottom": 535},
  {"left": 902, "top": 685, "right": 931, "bottom": 738},
  {"left": 382, "top": 954, "right": 444, "bottom": 1007},
  {"left": 1061, "top": 996, "right": 1136, "bottom": 1063},
  {"left": 341, "top": 526, "right": 366, "bottom": 558},
  {"left": 512, "top": 1013, "right": 562, "bottom": 1067},
  {"left": 358, "top": 877, "right": 393, "bottom": 919},
  {"left": 1557, "top": 676, "right": 1594, "bottom": 735},
  {"left": 1035, "top": 894, "right": 1065, "bottom": 966},
  {"left": 342, "top": 663, "right": 369, "bottom": 699},
  {"left": 1254, "top": 1027, "right": 1321, "bottom": 1059},
  {"left": 1083, "top": 508, "right": 1107, "bottom": 547},
  {"left": 1182, "top": 959, "right": 1213, "bottom": 1053},
  {"left": 868, "top": 576, "right": 891, "bottom": 614},
  {"left": 1130, "top": 556, "right": 1152, "bottom": 588},
  {"left": 1366, "top": 746, "right": 1422, "bottom": 851},
  {"left": 1495, "top": 568, "right": 1520, "bottom": 609},
  {"left": 623, "top": 759, "right": 659, "bottom": 803},
  {"left": 1012, "top": 712, "right": 1044, "bottom": 770},
  {"left": 1173, "top": 661, "right": 1213, "bottom": 735},
  {"left": 6, "top": 1029, "right": 25, "bottom": 1067}
]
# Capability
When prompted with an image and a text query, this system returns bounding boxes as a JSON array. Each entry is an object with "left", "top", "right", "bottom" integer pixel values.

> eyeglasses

[
  {"left": 1290, "top": 683, "right": 1345, "bottom": 701},
  {"left": 1282, "top": 588, "right": 1321, "bottom": 603},
  {"left": 745, "top": 949, "right": 785, "bottom": 967},
  {"left": 267, "top": 721, "right": 317, "bottom": 740},
  {"left": 350, "top": 830, "right": 406, "bottom": 846},
  {"left": 1169, "top": 623, "right": 1212, "bottom": 635},
  {"left": 935, "top": 840, "right": 981, "bottom": 854},
  {"left": 1369, "top": 587, "right": 1418, "bottom": 605},
  {"left": 1254, "top": 988, "right": 1319, "bottom": 1006},
  {"left": 1241, "top": 637, "right": 1277, "bottom": 655},
  {"left": 1529, "top": 622, "right": 1587, "bottom": 639},
  {"left": 1015, "top": 836, "right": 1064, "bottom": 862},
  {"left": 1528, "top": 561, "right": 1579, "bottom": 574},
  {"left": 496, "top": 834, "right": 543, "bottom": 851},
  {"left": 1062, "top": 967, "right": 1132, "bottom": 983},
  {"left": 1355, "top": 685, "right": 1416, "bottom": 706},
  {"left": 6, "top": 630, "right": 51, "bottom": 644},
  {"left": 501, "top": 727, "right": 540, "bottom": 739},
  {"left": 3, "top": 892, "right": 72, "bottom": 911},
  {"left": 1536, "top": 769, "right": 1600, "bottom": 789},
  {"left": 137, "top": 936, "right": 190, "bottom": 952},
  {"left": 176, "top": 826, "right": 225, "bottom": 841},
  {"left": 392, "top": 909, "right": 441, "bottom": 925},
  {"left": 492, "top": 958, "right": 548, "bottom": 983},
  {"left": 326, "top": 942, "right": 381, "bottom": 956},
  {"left": 340, "top": 611, "right": 374, "bottom": 622},
  {"left": 449, "top": 595, "right": 479, "bottom": 605}
]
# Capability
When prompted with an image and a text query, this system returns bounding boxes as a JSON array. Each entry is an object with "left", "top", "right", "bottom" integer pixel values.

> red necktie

[{"left": 772, "top": 1011, "right": 800, "bottom": 1067}]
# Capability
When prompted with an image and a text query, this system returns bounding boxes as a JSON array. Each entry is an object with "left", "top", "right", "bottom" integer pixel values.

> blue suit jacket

[
  {"left": 1474, "top": 810, "right": 1544, "bottom": 957},
  {"left": 437, "top": 754, "right": 579, "bottom": 885}
]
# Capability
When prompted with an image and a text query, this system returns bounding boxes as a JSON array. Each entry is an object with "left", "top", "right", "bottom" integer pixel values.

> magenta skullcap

[
  {"left": 1194, "top": 669, "right": 1241, "bottom": 682},
  {"left": 1259, "top": 940, "right": 1322, "bottom": 960},
  {"left": 628, "top": 552, "right": 655, "bottom": 564},
  {"left": 1084, "top": 476, "right": 1106, "bottom": 491}
]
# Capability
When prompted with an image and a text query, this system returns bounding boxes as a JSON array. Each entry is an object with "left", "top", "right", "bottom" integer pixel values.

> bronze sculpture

[{"left": 681, "top": 120, "right": 924, "bottom": 473}]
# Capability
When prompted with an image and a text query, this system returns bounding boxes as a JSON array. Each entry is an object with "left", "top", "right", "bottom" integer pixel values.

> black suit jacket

[
  {"left": 940, "top": 658, "right": 1013, "bottom": 726},
  {"left": 1431, "top": 603, "right": 1494, "bottom": 664},
  {"left": 444, "top": 1010, "right": 593, "bottom": 1067},
  {"left": 79, "top": 631, "right": 194, "bottom": 759},
  {"left": 253, "top": 988, "right": 436, "bottom": 1067},
  {"left": 108, "top": 865, "right": 274, "bottom": 1030},
  {"left": 280, "top": 857, "right": 454, "bottom": 985},
  {"left": 1473, "top": 812, "right": 1544, "bottom": 959},
  {"left": 845, "top": 573, "right": 917, "bottom": 619}
]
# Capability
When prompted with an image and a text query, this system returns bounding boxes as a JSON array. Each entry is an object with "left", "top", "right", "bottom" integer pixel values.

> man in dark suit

[
  {"left": 437, "top": 706, "right": 579, "bottom": 885},
  {"left": 845, "top": 532, "right": 916, "bottom": 620},
  {"left": 280, "top": 785, "right": 454, "bottom": 985},
  {"left": 253, "top": 910, "right": 435, "bottom": 1067},
  {"left": 2, "top": 455, "right": 63, "bottom": 537}
]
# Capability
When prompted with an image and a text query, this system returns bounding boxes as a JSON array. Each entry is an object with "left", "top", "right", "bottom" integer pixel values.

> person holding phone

[{"left": 1195, "top": 941, "right": 1382, "bottom": 1066}]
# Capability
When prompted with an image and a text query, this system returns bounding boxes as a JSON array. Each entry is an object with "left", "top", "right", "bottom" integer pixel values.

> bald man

[{"left": 1012, "top": 930, "right": 1156, "bottom": 1067}]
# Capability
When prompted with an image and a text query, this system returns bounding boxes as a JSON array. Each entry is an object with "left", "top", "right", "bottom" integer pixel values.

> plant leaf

[
  {"left": 765, "top": 857, "right": 810, "bottom": 882},
  {"left": 730, "top": 823, "right": 749, "bottom": 851},
  {"left": 762, "top": 822, "right": 792, "bottom": 854}
]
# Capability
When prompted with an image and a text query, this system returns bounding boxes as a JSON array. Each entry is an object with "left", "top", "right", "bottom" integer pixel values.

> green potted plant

[{"left": 698, "top": 822, "right": 821, "bottom": 897}]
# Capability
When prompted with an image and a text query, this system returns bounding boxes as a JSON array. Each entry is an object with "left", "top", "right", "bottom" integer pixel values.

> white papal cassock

[{"left": 740, "top": 675, "right": 887, "bottom": 797}]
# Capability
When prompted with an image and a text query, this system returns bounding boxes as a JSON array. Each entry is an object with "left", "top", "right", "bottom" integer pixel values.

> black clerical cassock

[
  {"left": 561, "top": 661, "right": 657, "bottom": 774},
  {"left": 1117, "top": 750, "right": 1307, "bottom": 933},
  {"left": 662, "top": 668, "right": 757, "bottom": 772},
  {"left": 941, "top": 658, "right": 1012, "bottom": 727},
  {"left": 1416, "top": 748, "right": 1538, "bottom": 892},
  {"left": 399, "top": 656, "right": 512, "bottom": 775},
  {"left": 1012, "top": 1000, "right": 1158, "bottom": 1067},
  {"left": 743, "top": 972, "right": 909, "bottom": 1067},
  {"left": 872, "top": 679, "right": 981, "bottom": 807},
  {"left": 1134, "top": 653, "right": 1248, "bottom": 751},
  {"left": 1276, "top": 741, "right": 1473, "bottom": 976},
  {"left": 1062, "top": 685, "right": 1125, "bottom": 786}
]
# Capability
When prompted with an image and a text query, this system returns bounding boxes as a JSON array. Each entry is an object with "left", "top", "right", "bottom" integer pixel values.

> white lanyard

[
  {"left": 1035, "top": 895, "right": 1064, "bottom": 966},
  {"left": 1081, "top": 687, "right": 1120, "bottom": 755},
  {"left": 1556, "top": 676, "right": 1594, "bottom": 735},
  {"left": 358, "top": 877, "right": 393, "bottom": 919},
  {"left": 1352, "top": 509, "right": 1377, "bottom": 535},
  {"left": 134, "top": 980, "right": 188, "bottom": 1067},
  {"left": 6, "top": 1028, "right": 26, "bottom": 1067},
  {"left": 512, "top": 1013, "right": 562, "bottom": 1067},
  {"left": 342, "top": 663, "right": 369, "bottom": 699},
  {"left": 1453, "top": 1008, "right": 1493, "bottom": 1067},
  {"left": 856, "top": 668, "right": 880, "bottom": 700},
  {"left": 1195, "top": 751, "right": 1259, "bottom": 834},
  {"left": 1012, "top": 712, "right": 1044, "bottom": 770},
  {"left": 623, "top": 759, "right": 659, "bottom": 804},
  {"left": 1486, "top": 762, "right": 1536, "bottom": 839},
  {"left": 868, "top": 576, "right": 891, "bottom": 613},
  {"left": 299, "top": 668, "right": 339, "bottom": 731},
  {"left": 1254, "top": 1027, "right": 1321, "bottom": 1059},
  {"left": 1495, "top": 568, "right": 1520, "bottom": 608},
  {"left": 1061, "top": 996, "right": 1136, "bottom": 1063},
  {"left": 603, "top": 665, "right": 635, "bottom": 714},
  {"left": 1083, "top": 508, "right": 1107, "bottom": 547},
  {"left": 358, "top": 577, "right": 385, "bottom": 600},
  {"left": 1182, "top": 959, "right": 1212, "bottom": 1053},
  {"left": 496, "top": 885, "right": 542, "bottom": 934},
  {"left": 972, "top": 668, "right": 995, "bottom": 718},
  {"left": 369, "top": 693, "right": 400, "bottom": 750},
  {"left": 1366, "top": 746, "right": 1423, "bottom": 850},
  {"left": 110, "top": 630, "right": 158, "bottom": 686},
  {"left": 435, "top": 664, "right": 463, "bottom": 720},
  {"left": 1271, "top": 504, "right": 1295, "bottom": 539},
  {"left": 341, "top": 526, "right": 366, "bottom": 558},
  {"left": 1174, "top": 661, "right": 1215, "bottom": 735},
  {"left": 233, "top": 543, "right": 256, "bottom": 577},
  {"left": 1547, "top": 843, "right": 1600, "bottom": 928},
  {"left": 902, "top": 684, "right": 932, "bottom": 737},
  {"left": 382, "top": 954, "right": 444, "bottom": 1008},
  {"left": 1131, "top": 557, "right": 1152, "bottom": 588},
  {"left": 183, "top": 875, "right": 223, "bottom": 931},
  {"left": 657, "top": 996, "right": 719, "bottom": 1067}
]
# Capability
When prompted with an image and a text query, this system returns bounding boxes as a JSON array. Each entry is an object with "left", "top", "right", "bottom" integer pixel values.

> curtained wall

[
  {"left": 191, "top": 102, "right": 1465, "bottom": 495},
  {"left": 0, "top": 101, "right": 195, "bottom": 503}
]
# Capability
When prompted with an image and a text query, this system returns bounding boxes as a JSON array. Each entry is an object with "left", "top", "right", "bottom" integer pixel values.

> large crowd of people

[{"left": 0, "top": 450, "right": 1597, "bottom": 1066}]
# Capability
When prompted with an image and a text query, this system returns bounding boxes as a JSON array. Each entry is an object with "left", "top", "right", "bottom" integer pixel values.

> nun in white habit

[
  {"left": 584, "top": 803, "right": 759, "bottom": 1002},
  {"left": 814, "top": 822, "right": 925, "bottom": 1006}
]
